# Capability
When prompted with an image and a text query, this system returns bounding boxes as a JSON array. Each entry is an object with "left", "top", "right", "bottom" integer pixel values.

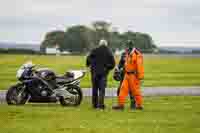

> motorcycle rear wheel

[{"left": 59, "top": 85, "right": 83, "bottom": 106}]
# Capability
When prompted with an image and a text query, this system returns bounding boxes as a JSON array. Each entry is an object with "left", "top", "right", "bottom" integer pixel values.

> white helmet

[
  {"left": 23, "top": 61, "right": 35, "bottom": 68},
  {"left": 99, "top": 39, "right": 108, "bottom": 46}
]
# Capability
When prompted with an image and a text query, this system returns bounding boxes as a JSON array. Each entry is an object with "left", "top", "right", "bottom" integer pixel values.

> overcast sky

[{"left": 1, "top": 0, "right": 200, "bottom": 47}]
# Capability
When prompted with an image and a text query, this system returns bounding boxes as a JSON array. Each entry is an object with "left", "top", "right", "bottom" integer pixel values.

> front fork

[{"left": 16, "top": 84, "right": 27, "bottom": 103}]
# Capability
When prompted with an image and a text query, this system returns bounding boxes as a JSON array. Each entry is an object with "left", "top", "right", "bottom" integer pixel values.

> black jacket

[{"left": 86, "top": 45, "right": 115, "bottom": 75}]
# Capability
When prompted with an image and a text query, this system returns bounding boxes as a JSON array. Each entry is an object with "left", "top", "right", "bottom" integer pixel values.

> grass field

[
  {"left": 0, "top": 54, "right": 200, "bottom": 89},
  {"left": 0, "top": 96, "right": 200, "bottom": 133}
]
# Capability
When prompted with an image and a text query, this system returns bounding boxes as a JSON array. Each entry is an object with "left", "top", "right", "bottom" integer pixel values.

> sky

[{"left": 1, "top": 0, "right": 200, "bottom": 47}]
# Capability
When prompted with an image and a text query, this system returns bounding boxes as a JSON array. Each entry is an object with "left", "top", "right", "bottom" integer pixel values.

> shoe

[
  {"left": 112, "top": 105, "right": 124, "bottom": 110},
  {"left": 98, "top": 104, "right": 106, "bottom": 110},
  {"left": 92, "top": 104, "right": 98, "bottom": 109},
  {"left": 135, "top": 106, "right": 143, "bottom": 110},
  {"left": 130, "top": 102, "right": 136, "bottom": 110},
  {"left": 130, "top": 105, "right": 136, "bottom": 110}
]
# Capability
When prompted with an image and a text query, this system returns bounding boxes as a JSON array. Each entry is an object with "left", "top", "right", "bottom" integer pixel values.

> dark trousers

[
  {"left": 117, "top": 80, "right": 135, "bottom": 108},
  {"left": 91, "top": 72, "right": 107, "bottom": 108}
]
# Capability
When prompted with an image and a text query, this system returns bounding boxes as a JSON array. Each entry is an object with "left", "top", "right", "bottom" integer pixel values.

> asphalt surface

[{"left": 1, "top": 87, "right": 200, "bottom": 104}]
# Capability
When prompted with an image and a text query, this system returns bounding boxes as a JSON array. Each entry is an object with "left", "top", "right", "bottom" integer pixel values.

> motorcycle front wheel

[
  {"left": 59, "top": 85, "right": 83, "bottom": 106},
  {"left": 6, "top": 83, "right": 29, "bottom": 105}
]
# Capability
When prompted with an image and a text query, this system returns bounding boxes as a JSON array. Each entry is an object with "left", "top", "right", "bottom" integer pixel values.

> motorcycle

[{"left": 6, "top": 61, "right": 86, "bottom": 106}]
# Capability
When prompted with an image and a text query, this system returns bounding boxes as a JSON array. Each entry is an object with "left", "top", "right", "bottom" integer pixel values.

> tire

[
  {"left": 59, "top": 85, "right": 83, "bottom": 106},
  {"left": 6, "top": 83, "right": 29, "bottom": 105}
]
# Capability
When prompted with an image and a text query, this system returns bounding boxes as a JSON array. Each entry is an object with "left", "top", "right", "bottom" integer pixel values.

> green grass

[
  {"left": 0, "top": 96, "right": 200, "bottom": 133},
  {"left": 0, "top": 54, "right": 200, "bottom": 90}
]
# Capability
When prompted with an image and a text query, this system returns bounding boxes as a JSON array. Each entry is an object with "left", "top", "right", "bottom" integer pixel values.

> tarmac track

[{"left": 1, "top": 87, "right": 200, "bottom": 104}]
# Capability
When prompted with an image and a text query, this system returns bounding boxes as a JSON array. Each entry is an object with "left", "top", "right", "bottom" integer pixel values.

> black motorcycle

[{"left": 6, "top": 62, "right": 85, "bottom": 106}]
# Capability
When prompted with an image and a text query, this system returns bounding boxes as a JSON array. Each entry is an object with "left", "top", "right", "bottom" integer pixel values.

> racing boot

[
  {"left": 130, "top": 95, "right": 136, "bottom": 110},
  {"left": 130, "top": 100, "right": 136, "bottom": 110},
  {"left": 112, "top": 105, "right": 124, "bottom": 110},
  {"left": 135, "top": 106, "right": 144, "bottom": 110}
]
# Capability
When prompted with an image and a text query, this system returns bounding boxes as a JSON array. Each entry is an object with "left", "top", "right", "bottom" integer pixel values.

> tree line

[{"left": 40, "top": 21, "right": 157, "bottom": 53}]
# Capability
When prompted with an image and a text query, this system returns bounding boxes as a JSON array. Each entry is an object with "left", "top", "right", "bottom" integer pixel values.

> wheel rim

[{"left": 63, "top": 88, "right": 80, "bottom": 105}]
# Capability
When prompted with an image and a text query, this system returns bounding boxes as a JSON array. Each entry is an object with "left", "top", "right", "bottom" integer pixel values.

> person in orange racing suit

[
  {"left": 113, "top": 40, "right": 144, "bottom": 110},
  {"left": 113, "top": 48, "right": 136, "bottom": 109}
]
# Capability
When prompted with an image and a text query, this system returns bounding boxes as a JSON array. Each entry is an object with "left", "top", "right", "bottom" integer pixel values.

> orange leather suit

[{"left": 118, "top": 48, "right": 144, "bottom": 108}]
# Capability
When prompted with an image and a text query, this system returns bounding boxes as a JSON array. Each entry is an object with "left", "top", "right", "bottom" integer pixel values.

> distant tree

[
  {"left": 109, "top": 31, "right": 124, "bottom": 51},
  {"left": 64, "top": 25, "right": 93, "bottom": 53},
  {"left": 120, "top": 31, "right": 156, "bottom": 52},
  {"left": 41, "top": 30, "right": 65, "bottom": 51},
  {"left": 40, "top": 21, "right": 157, "bottom": 54},
  {"left": 92, "top": 21, "right": 111, "bottom": 31},
  {"left": 192, "top": 50, "right": 200, "bottom": 54},
  {"left": 91, "top": 21, "right": 111, "bottom": 45}
]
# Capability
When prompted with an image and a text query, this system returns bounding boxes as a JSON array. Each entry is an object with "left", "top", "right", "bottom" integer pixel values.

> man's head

[
  {"left": 126, "top": 40, "right": 134, "bottom": 52},
  {"left": 99, "top": 39, "right": 108, "bottom": 46}
]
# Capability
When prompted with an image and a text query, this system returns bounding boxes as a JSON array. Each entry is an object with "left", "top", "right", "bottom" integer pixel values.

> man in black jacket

[{"left": 86, "top": 39, "right": 115, "bottom": 109}]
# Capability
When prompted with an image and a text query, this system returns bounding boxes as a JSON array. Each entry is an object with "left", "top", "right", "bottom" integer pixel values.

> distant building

[
  {"left": 45, "top": 43, "right": 59, "bottom": 55},
  {"left": 61, "top": 51, "right": 71, "bottom": 55},
  {"left": 45, "top": 47, "right": 60, "bottom": 54},
  {"left": 45, "top": 45, "right": 70, "bottom": 55}
]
